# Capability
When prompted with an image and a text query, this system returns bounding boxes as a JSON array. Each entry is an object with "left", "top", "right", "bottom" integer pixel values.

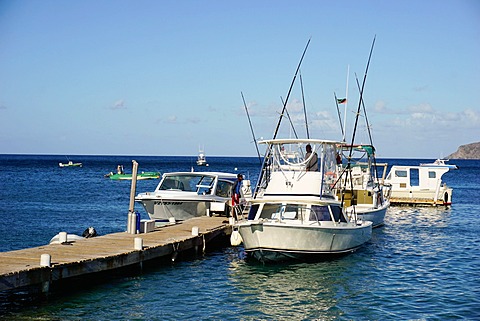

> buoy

[{"left": 230, "top": 230, "right": 243, "bottom": 246}]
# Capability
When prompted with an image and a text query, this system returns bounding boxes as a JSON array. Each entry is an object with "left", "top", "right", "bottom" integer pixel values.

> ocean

[{"left": 0, "top": 155, "right": 479, "bottom": 320}]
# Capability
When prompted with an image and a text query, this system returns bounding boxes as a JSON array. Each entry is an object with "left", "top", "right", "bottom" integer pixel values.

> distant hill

[{"left": 447, "top": 142, "right": 480, "bottom": 159}]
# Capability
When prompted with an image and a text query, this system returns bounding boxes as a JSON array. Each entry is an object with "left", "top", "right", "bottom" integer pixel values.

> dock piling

[
  {"left": 59, "top": 231, "right": 67, "bottom": 243},
  {"left": 192, "top": 226, "right": 199, "bottom": 236},
  {"left": 127, "top": 160, "right": 139, "bottom": 234},
  {"left": 134, "top": 237, "right": 143, "bottom": 250},
  {"left": 40, "top": 254, "right": 51, "bottom": 267}
]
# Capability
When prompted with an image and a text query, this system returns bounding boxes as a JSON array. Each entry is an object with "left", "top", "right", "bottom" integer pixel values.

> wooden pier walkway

[{"left": 0, "top": 216, "right": 232, "bottom": 292}]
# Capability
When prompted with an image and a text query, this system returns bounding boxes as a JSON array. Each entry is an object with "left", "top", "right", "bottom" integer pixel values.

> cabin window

[
  {"left": 331, "top": 205, "right": 346, "bottom": 223},
  {"left": 160, "top": 177, "right": 185, "bottom": 190},
  {"left": 194, "top": 176, "right": 214, "bottom": 193},
  {"left": 395, "top": 170, "right": 408, "bottom": 178},
  {"left": 259, "top": 204, "right": 280, "bottom": 219},
  {"left": 428, "top": 171, "right": 436, "bottom": 178},
  {"left": 248, "top": 204, "right": 260, "bottom": 220},
  {"left": 215, "top": 180, "right": 232, "bottom": 198},
  {"left": 309, "top": 205, "right": 332, "bottom": 221},
  {"left": 282, "top": 204, "right": 307, "bottom": 220},
  {"left": 160, "top": 175, "right": 216, "bottom": 193}
]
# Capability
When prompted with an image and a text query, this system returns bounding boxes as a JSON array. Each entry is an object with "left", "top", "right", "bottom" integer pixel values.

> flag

[{"left": 337, "top": 98, "right": 347, "bottom": 104}]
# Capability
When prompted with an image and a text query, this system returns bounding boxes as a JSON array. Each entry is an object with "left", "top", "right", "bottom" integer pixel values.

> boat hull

[
  {"left": 346, "top": 202, "right": 389, "bottom": 228},
  {"left": 136, "top": 194, "right": 228, "bottom": 221},
  {"left": 59, "top": 163, "right": 82, "bottom": 167},
  {"left": 389, "top": 187, "right": 453, "bottom": 206},
  {"left": 108, "top": 172, "right": 160, "bottom": 180},
  {"left": 237, "top": 220, "right": 372, "bottom": 263}
]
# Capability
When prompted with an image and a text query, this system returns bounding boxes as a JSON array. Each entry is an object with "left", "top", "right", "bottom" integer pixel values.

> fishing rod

[
  {"left": 300, "top": 70, "right": 310, "bottom": 139},
  {"left": 354, "top": 73, "right": 381, "bottom": 189},
  {"left": 342, "top": 36, "right": 376, "bottom": 214},
  {"left": 241, "top": 91, "right": 262, "bottom": 165},
  {"left": 280, "top": 96, "right": 299, "bottom": 139}
]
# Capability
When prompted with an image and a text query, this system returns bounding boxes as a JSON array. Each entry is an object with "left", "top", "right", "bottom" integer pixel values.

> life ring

[
  {"left": 325, "top": 172, "right": 337, "bottom": 188},
  {"left": 325, "top": 171, "right": 336, "bottom": 178}
]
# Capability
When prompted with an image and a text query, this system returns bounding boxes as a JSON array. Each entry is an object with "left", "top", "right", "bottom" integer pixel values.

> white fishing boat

[
  {"left": 234, "top": 139, "right": 372, "bottom": 263},
  {"left": 335, "top": 144, "right": 391, "bottom": 228},
  {"left": 196, "top": 149, "right": 207, "bottom": 166},
  {"left": 384, "top": 165, "right": 454, "bottom": 206},
  {"left": 420, "top": 158, "right": 458, "bottom": 169},
  {"left": 135, "top": 171, "right": 252, "bottom": 221}
]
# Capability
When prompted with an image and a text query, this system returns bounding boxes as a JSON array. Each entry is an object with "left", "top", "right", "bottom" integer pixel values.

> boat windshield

[
  {"left": 159, "top": 174, "right": 215, "bottom": 193},
  {"left": 253, "top": 203, "right": 345, "bottom": 222},
  {"left": 309, "top": 205, "right": 345, "bottom": 222},
  {"left": 260, "top": 203, "right": 309, "bottom": 220}
]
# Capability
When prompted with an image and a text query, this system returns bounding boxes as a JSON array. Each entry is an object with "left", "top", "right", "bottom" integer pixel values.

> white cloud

[
  {"left": 408, "top": 103, "right": 433, "bottom": 113},
  {"left": 374, "top": 100, "right": 387, "bottom": 112},
  {"left": 463, "top": 108, "right": 480, "bottom": 126},
  {"left": 110, "top": 99, "right": 126, "bottom": 110}
]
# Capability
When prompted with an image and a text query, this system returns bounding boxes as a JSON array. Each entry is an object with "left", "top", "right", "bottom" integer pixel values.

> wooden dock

[{"left": 0, "top": 216, "right": 232, "bottom": 292}]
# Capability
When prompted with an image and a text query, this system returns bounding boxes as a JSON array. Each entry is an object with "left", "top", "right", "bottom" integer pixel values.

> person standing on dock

[{"left": 231, "top": 174, "right": 243, "bottom": 218}]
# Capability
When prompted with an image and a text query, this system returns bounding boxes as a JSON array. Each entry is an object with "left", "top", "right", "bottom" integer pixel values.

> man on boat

[
  {"left": 117, "top": 165, "right": 124, "bottom": 175},
  {"left": 305, "top": 144, "right": 318, "bottom": 171}
]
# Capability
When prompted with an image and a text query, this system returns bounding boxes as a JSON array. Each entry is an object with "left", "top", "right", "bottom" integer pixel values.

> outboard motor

[{"left": 82, "top": 227, "right": 98, "bottom": 238}]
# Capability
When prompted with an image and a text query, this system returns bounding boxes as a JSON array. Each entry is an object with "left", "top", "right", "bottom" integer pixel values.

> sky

[{"left": 0, "top": 0, "right": 479, "bottom": 158}]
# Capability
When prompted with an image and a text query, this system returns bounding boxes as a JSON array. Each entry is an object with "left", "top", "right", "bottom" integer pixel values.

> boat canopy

[{"left": 259, "top": 138, "right": 342, "bottom": 145}]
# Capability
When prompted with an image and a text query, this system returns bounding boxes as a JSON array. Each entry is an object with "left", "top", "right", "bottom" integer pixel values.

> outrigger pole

[
  {"left": 254, "top": 38, "right": 311, "bottom": 197},
  {"left": 241, "top": 91, "right": 262, "bottom": 165},
  {"left": 355, "top": 74, "right": 374, "bottom": 147},
  {"left": 334, "top": 92, "right": 345, "bottom": 141},
  {"left": 334, "top": 65, "right": 350, "bottom": 144},
  {"left": 300, "top": 70, "right": 310, "bottom": 139},
  {"left": 343, "top": 65, "right": 350, "bottom": 142},
  {"left": 272, "top": 38, "right": 311, "bottom": 140},
  {"left": 347, "top": 35, "right": 376, "bottom": 163},
  {"left": 354, "top": 73, "right": 380, "bottom": 184}
]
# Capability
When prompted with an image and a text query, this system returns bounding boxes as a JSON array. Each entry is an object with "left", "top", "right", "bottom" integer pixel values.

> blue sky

[{"left": 1, "top": 0, "right": 479, "bottom": 158}]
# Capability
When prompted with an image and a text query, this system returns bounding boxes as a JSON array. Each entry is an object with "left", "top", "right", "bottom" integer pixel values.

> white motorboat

[
  {"left": 196, "top": 149, "right": 207, "bottom": 166},
  {"left": 234, "top": 139, "right": 372, "bottom": 263},
  {"left": 384, "top": 165, "right": 454, "bottom": 206},
  {"left": 335, "top": 144, "right": 391, "bottom": 228},
  {"left": 135, "top": 171, "right": 252, "bottom": 221},
  {"left": 59, "top": 160, "right": 82, "bottom": 167},
  {"left": 420, "top": 158, "right": 458, "bottom": 169}
]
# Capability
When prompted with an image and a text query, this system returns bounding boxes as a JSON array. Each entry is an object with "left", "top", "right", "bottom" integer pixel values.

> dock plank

[{"left": 0, "top": 216, "right": 232, "bottom": 291}]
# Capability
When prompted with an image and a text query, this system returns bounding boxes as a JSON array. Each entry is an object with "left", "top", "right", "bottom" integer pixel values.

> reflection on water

[
  {"left": 226, "top": 250, "right": 375, "bottom": 320},
  {"left": 222, "top": 203, "right": 480, "bottom": 320}
]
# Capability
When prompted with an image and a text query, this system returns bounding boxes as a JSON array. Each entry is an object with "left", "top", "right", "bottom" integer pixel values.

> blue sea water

[{"left": 0, "top": 155, "right": 479, "bottom": 320}]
